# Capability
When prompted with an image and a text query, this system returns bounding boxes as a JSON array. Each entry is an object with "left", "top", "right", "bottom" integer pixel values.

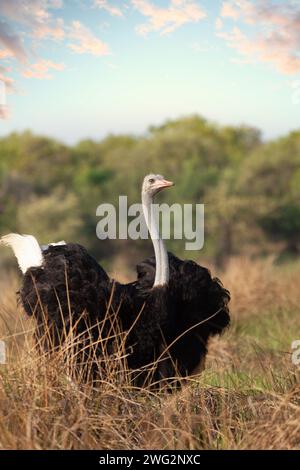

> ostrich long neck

[{"left": 142, "top": 192, "right": 169, "bottom": 287}]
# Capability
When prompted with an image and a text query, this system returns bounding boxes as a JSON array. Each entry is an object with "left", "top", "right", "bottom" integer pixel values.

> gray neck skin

[{"left": 142, "top": 192, "right": 169, "bottom": 287}]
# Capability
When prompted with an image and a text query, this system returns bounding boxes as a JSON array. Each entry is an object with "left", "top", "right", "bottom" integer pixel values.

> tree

[{"left": 239, "top": 130, "right": 300, "bottom": 257}]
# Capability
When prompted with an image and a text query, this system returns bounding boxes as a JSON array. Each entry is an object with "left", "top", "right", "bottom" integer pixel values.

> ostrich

[
  {"left": 0, "top": 174, "right": 230, "bottom": 387},
  {"left": 133, "top": 176, "right": 230, "bottom": 385},
  {"left": 0, "top": 175, "right": 174, "bottom": 383}
]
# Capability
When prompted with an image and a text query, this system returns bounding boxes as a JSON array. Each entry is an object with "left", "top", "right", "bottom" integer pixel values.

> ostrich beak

[{"left": 154, "top": 179, "right": 174, "bottom": 191}]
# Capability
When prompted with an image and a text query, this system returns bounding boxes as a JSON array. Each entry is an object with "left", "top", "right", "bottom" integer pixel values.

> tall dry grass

[{"left": 0, "top": 257, "right": 300, "bottom": 450}]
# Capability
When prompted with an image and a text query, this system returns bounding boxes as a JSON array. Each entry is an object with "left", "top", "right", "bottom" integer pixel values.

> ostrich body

[{"left": 136, "top": 253, "right": 230, "bottom": 381}]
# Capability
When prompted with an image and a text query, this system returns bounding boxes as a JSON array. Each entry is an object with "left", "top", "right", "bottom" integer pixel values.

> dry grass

[{"left": 0, "top": 257, "right": 300, "bottom": 450}]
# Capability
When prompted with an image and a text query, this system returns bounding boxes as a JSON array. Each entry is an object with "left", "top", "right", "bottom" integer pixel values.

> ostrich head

[{"left": 142, "top": 174, "right": 174, "bottom": 198}]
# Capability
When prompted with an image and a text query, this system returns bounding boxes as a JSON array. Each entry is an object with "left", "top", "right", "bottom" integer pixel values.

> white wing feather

[
  {"left": 41, "top": 240, "right": 66, "bottom": 251},
  {"left": 0, "top": 233, "right": 43, "bottom": 274}
]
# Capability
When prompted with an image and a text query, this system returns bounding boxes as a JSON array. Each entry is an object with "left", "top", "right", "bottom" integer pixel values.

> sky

[{"left": 0, "top": 0, "right": 300, "bottom": 144}]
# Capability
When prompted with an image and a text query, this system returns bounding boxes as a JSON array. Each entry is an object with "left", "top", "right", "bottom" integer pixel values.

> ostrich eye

[{"left": 148, "top": 178, "right": 155, "bottom": 184}]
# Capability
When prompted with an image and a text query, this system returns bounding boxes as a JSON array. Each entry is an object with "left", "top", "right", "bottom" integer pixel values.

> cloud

[
  {"left": 131, "top": 0, "right": 206, "bottom": 35},
  {"left": 0, "top": 2, "right": 64, "bottom": 117},
  {"left": 220, "top": 1, "right": 240, "bottom": 20},
  {"left": 0, "top": 1, "right": 110, "bottom": 96},
  {"left": 0, "top": 0, "right": 112, "bottom": 118},
  {"left": 215, "top": 18, "right": 223, "bottom": 30},
  {"left": 22, "top": 59, "right": 65, "bottom": 79},
  {"left": 0, "top": 105, "right": 10, "bottom": 119},
  {"left": 0, "top": 21, "right": 27, "bottom": 62},
  {"left": 33, "top": 17, "right": 64, "bottom": 40},
  {"left": 94, "top": 0, "right": 123, "bottom": 17},
  {"left": 0, "top": 48, "right": 14, "bottom": 59},
  {"left": 68, "top": 20, "right": 110, "bottom": 56},
  {"left": 0, "top": 0, "right": 65, "bottom": 100},
  {"left": 0, "top": 66, "right": 15, "bottom": 90},
  {"left": 218, "top": 0, "right": 300, "bottom": 74},
  {"left": 0, "top": 0, "right": 64, "bottom": 40}
]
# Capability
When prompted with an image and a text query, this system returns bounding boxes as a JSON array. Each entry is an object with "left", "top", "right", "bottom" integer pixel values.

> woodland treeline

[{"left": 1, "top": 115, "right": 299, "bottom": 269}]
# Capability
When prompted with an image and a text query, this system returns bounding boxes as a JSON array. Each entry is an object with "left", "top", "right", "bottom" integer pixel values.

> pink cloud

[
  {"left": 33, "top": 17, "right": 65, "bottom": 40},
  {"left": 0, "top": 66, "right": 15, "bottom": 90},
  {"left": 131, "top": 0, "right": 206, "bottom": 35},
  {"left": 0, "top": 1, "right": 66, "bottom": 119},
  {"left": 220, "top": 1, "right": 240, "bottom": 20},
  {"left": 22, "top": 59, "right": 65, "bottom": 79},
  {"left": 218, "top": 1, "right": 300, "bottom": 74},
  {"left": 0, "top": 48, "right": 14, "bottom": 60},
  {"left": 0, "top": 1, "right": 110, "bottom": 104},
  {"left": 0, "top": 21, "right": 27, "bottom": 62},
  {"left": 0, "top": 105, "right": 10, "bottom": 119},
  {"left": 0, "top": 0, "right": 113, "bottom": 118},
  {"left": 94, "top": 0, "right": 124, "bottom": 17},
  {"left": 0, "top": 0, "right": 64, "bottom": 39},
  {"left": 68, "top": 21, "right": 110, "bottom": 56}
]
